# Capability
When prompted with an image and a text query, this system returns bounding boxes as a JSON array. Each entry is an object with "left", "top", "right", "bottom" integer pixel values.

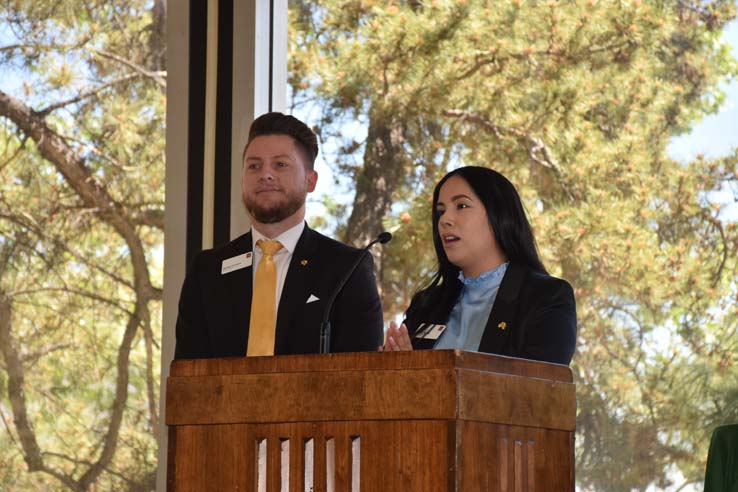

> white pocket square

[{"left": 306, "top": 294, "right": 320, "bottom": 304}]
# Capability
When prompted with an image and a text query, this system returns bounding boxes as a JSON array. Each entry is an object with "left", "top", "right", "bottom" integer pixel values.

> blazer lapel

[
  {"left": 274, "top": 226, "right": 316, "bottom": 352},
  {"left": 407, "top": 286, "right": 460, "bottom": 351},
  {"left": 225, "top": 232, "right": 254, "bottom": 354},
  {"left": 410, "top": 324, "right": 444, "bottom": 350},
  {"left": 478, "top": 262, "right": 524, "bottom": 354}
]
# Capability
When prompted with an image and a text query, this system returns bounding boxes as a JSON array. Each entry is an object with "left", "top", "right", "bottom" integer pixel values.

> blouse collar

[{"left": 458, "top": 261, "right": 509, "bottom": 286}]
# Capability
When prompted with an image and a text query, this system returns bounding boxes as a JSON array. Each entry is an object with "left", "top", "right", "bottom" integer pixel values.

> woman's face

[{"left": 436, "top": 175, "right": 506, "bottom": 278}]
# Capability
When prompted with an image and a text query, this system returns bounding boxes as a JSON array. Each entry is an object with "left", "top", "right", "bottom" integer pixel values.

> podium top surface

[
  {"left": 167, "top": 350, "right": 575, "bottom": 430},
  {"left": 169, "top": 349, "right": 572, "bottom": 383}
]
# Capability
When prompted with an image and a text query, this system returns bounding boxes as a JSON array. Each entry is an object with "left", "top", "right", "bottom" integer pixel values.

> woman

[{"left": 382, "top": 166, "right": 576, "bottom": 365}]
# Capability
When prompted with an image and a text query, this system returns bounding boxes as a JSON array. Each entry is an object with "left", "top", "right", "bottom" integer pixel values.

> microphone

[{"left": 319, "top": 231, "right": 392, "bottom": 354}]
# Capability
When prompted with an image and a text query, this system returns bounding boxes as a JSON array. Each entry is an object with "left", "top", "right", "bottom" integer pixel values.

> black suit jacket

[
  {"left": 174, "top": 225, "right": 384, "bottom": 358},
  {"left": 405, "top": 262, "right": 577, "bottom": 365}
]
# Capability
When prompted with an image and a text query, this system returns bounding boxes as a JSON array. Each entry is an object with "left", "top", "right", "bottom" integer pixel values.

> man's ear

[{"left": 306, "top": 169, "right": 318, "bottom": 192}]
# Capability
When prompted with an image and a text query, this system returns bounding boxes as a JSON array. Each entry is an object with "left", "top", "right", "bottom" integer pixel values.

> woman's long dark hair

[{"left": 406, "top": 166, "right": 546, "bottom": 321}]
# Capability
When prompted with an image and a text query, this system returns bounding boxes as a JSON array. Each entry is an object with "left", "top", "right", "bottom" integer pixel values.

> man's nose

[{"left": 259, "top": 167, "right": 275, "bottom": 180}]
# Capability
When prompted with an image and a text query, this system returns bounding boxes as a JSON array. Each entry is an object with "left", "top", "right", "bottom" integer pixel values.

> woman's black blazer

[{"left": 404, "top": 262, "right": 577, "bottom": 365}]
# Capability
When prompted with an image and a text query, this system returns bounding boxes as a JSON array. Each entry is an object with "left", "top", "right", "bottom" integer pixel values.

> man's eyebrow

[{"left": 245, "top": 154, "right": 293, "bottom": 160}]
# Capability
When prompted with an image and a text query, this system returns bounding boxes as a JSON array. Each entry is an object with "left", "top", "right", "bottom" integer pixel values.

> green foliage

[
  {"left": 0, "top": 1, "right": 164, "bottom": 490},
  {"left": 290, "top": 0, "right": 738, "bottom": 489}
]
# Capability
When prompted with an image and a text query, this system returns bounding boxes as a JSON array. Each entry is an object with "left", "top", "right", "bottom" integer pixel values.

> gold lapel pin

[
  {"left": 300, "top": 259, "right": 308, "bottom": 266},
  {"left": 497, "top": 321, "right": 507, "bottom": 330}
]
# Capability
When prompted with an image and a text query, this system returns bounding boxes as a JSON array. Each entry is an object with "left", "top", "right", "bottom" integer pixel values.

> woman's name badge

[
  {"left": 221, "top": 252, "right": 253, "bottom": 274},
  {"left": 414, "top": 323, "right": 446, "bottom": 340}
]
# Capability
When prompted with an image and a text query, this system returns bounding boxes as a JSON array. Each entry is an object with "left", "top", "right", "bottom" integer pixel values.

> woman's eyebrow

[{"left": 450, "top": 194, "right": 472, "bottom": 201}]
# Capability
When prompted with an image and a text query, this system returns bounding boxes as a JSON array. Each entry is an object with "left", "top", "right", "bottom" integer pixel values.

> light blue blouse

[{"left": 434, "top": 262, "right": 509, "bottom": 351}]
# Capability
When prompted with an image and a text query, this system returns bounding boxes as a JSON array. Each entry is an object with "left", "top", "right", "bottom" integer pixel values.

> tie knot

[{"left": 257, "top": 239, "right": 283, "bottom": 257}]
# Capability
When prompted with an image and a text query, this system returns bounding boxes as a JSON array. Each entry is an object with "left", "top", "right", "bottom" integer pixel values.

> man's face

[{"left": 241, "top": 134, "right": 317, "bottom": 225}]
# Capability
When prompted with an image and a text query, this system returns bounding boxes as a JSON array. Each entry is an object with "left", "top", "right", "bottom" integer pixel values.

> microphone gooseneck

[{"left": 319, "top": 231, "right": 393, "bottom": 354}]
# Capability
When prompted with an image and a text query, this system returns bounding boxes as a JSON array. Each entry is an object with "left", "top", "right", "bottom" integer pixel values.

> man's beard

[{"left": 243, "top": 190, "right": 305, "bottom": 224}]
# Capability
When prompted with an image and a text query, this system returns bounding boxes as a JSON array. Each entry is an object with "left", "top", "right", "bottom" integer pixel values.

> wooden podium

[{"left": 166, "top": 350, "right": 575, "bottom": 491}]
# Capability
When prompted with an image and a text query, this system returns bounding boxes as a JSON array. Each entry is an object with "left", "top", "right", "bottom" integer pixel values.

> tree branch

[
  {"left": 36, "top": 74, "right": 142, "bottom": 116},
  {"left": 0, "top": 134, "right": 28, "bottom": 174},
  {"left": 130, "top": 208, "right": 164, "bottom": 231},
  {"left": 0, "top": 289, "right": 82, "bottom": 491},
  {"left": 10, "top": 287, "right": 132, "bottom": 315},
  {"left": 77, "top": 300, "right": 143, "bottom": 490},
  {"left": 0, "top": 211, "right": 135, "bottom": 291},
  {"left": 455, "top": 40, "right": 633, "bottom": 81},
  {"left": 0, "top": 87, "right": 160, "bottom": 490},
  {"left": 0, "top": 289, "right": 44, "bottom": 470},
  {"left": 88, "top": 49, "right": 166, "bottom": 89},
  {"left": 143, "top": 311, "right": 159, "bottom": 433},
  {"left": 444, "top": 109, "right": 576, "bottom": 200},
  {"left": 700, "top": 210, "right": 729, "bottom": 288},
  {"left": 0, "top": 89, "right": 156, "bottom": 299}
]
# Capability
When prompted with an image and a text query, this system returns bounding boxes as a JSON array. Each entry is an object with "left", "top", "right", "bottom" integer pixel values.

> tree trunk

[
  {"left": 343, "top": 111, "right": 405, "bottom": 296},
  {"left": 149, "top": 0, "right": 167, "bottom": 71}
]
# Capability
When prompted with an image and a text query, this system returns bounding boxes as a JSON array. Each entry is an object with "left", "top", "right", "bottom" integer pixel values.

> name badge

[
  {"left": 414, "top": 323, "right": 446, "bottom": 340},
  {"left": 221, "top": 252, "right": 253, "bottom": 274}
]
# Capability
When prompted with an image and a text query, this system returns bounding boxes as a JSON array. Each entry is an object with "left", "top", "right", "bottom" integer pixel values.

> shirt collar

[
  {"left": 251, "top": 221, "right": 305, "bottom": 255},
  {"left": 458, "top": 261, "right": 509, "bottom": 286}
]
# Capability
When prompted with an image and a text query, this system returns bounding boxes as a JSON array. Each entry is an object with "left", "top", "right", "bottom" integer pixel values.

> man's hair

[{"left": 244, "top": 112, "right": 319, "bottom": 169}]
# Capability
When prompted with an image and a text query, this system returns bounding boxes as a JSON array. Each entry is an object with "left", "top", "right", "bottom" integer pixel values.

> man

[{"left": 174, "top": 112, "right": 383, "bottom": 358}]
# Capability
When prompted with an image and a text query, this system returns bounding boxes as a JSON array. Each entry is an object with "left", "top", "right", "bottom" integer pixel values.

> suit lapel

[
  {"left": 225, "top": 232, "right": 254, "bottom": 354},
  {"left": 274, "top": 226, "right": 316, "bottom": 352},
  {"left": 478, "top": 262, "right": 524, "bottom": 354}
]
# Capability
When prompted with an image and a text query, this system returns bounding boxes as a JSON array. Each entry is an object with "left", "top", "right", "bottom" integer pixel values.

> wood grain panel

[
  {"left": 168, "top": 420, "right": 453, "bottom": 492},
  {"left": 168, "top": 424, "right": 250, "bottom": 492},
  {"left": 457, "top": 369, "right": 576, "bottom": 431},
  {"left": 166, "top": 369, "right": 457, "bottom": 425},
  {"left": 456, "top": 421, "right": 574, "bottom": 492},
  {"left": 167, "top": 367, "right": 574, "bottom": 430}
]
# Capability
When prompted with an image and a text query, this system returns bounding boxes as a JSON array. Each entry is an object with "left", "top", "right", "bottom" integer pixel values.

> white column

[
  {"left": 230, "top": 0, "right": 288, "bottom": 239},
  {"left": 157, "top": 0, "right": 189, "bottom": 490},
  {"left": 157, "top": 1, "right": 288, "bottom": 490}
]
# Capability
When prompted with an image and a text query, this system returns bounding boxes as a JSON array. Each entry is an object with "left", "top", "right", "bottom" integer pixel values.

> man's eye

[
  {"left": 277, "top": 161, "right": 289, "bottom": 168},
  {"left": 247, "top": 162, "right": 259, "bottom": 170}
]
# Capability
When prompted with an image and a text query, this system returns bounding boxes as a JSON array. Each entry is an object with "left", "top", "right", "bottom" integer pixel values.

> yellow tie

[{"left": 247, "top": 239, "right": 283, "bottom": 356}]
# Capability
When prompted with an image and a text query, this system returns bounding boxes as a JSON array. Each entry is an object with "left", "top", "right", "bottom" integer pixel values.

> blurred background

[{"left": 0, "top": 1, "right": 736, "bottom": 490}]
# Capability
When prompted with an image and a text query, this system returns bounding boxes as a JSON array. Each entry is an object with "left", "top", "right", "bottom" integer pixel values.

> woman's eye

[{"left": 458, "top": 203, "right": 469, "bottom": 209}]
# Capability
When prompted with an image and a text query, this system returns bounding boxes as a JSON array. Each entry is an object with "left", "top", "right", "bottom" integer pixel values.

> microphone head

[{"left": 377, "top": 231, "right": 392, "bottom": 244}]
